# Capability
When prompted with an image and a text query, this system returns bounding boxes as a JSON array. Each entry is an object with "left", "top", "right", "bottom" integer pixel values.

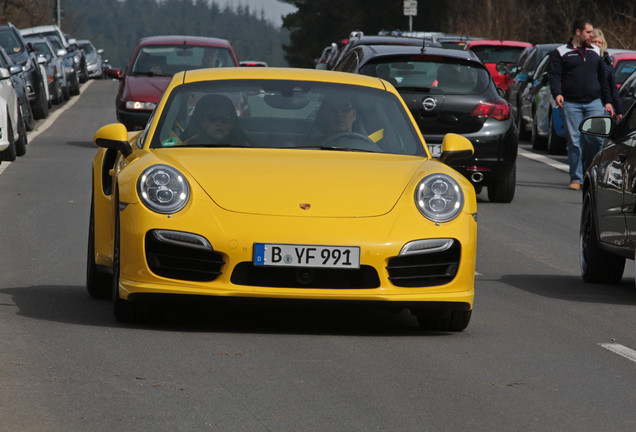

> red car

[
  {"left": 610, "top": 51, "right": 636, "bottom": 88},
  {"left": 109, "top": 35, "right": 239, "bottom": 130},
  {"left": 465, "top": 39, "right": 533, "bottom": 95}
]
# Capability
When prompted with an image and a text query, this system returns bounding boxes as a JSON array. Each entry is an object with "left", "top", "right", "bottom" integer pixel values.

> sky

[{"left": 211, "top": 0, "right": 297, "bottom": 27}]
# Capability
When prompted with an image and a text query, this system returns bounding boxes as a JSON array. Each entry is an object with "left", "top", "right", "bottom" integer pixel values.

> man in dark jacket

[{"left": 548, "top": 18, "right": 613, "bottom": 190}]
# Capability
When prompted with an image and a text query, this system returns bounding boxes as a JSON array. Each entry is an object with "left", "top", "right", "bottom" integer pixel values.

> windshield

[
  {"left": 469, "top": 45, "right": 526, "bottom": 64},
  {"left": 359, "top": 57, "right": 490, "bottom": 94},
  {"left": 131, "top": 45, "right": 236, "bottom": 76},
  {"left": 615, "top": 60, "right": 636, "bottom": 85},
  {"left": 0, "top": 29, "right": 24, "bottom": 55},
  {"left": 151, "top": 79, "right": 426, "bottom": 156},
  {"left": 32, "top": 42, "right": 54, "bottom": 57},
  {"left": 79, "top": 42, "right": 95, "bottom": 55}
]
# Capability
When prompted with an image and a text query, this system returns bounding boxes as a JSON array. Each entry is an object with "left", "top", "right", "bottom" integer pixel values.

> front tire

[
  {"left": 0, "top": 113, "right": 17, "bottom": 162},
  {"left": 86, "top": 195, "right": 112, "bottom": 298},
  {"left": 14, "top": 111, "right": 27, "bottom": 157},
  {"left": 580, "top": 190, "right": 625, "bottom": 283}
]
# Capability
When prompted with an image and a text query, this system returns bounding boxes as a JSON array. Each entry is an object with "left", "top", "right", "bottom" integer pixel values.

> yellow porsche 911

[{"left": 87, "top": 67, "right": 477, "bottom": 331}]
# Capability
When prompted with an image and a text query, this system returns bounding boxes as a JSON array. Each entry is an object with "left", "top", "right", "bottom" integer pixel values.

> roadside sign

[{"left": 404, "top": 0, "right": 417, "bottom": 16}]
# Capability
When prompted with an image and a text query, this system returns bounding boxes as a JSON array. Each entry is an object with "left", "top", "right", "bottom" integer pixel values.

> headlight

[
  {"left": 126, "top": 100, "right": 156, "bottom": 110},
  {"left": 415, "top": 174, "right": 464, "bottom": 222},
  {"left": 137, "top": 165, "right": 190, "bottom": 214}
]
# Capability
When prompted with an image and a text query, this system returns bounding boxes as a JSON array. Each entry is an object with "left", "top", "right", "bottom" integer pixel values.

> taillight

[{"left": 470, "top": 99, "right": 510, "bottom": 121}]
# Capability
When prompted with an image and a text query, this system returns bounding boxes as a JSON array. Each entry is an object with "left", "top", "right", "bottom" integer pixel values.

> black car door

[{"left": 618, "top": 107, "right": 636, "bottom": 250}]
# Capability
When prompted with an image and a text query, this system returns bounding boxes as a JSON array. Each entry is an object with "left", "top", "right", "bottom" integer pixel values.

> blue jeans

[{"left": 560, "top": 99, "right": 605, "bottom": 183}]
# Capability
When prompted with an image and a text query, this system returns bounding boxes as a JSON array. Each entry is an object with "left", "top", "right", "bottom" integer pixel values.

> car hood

[
  {"left": 162, "top": 149, "right": 426, "bottom": 217},
  {"left": 124, "top": 75, "right": 171, "bottom": 103}
]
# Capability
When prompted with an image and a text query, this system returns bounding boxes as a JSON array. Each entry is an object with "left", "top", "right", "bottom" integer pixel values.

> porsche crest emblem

[{"left": 299, "top": 203, "right": 311, "bottom": 210}]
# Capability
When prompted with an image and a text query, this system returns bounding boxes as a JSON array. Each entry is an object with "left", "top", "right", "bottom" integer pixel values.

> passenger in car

[
  {"left": 312, "top": 96, "right": 359, "bottom": 139},
  {"left": 180, "top": 94, "right": 249, "bottom": 146}
]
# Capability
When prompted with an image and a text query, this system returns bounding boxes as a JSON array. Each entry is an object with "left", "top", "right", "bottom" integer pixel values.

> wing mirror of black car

[
  {"left": 579, "top": 116, "right": 613, "bottom": 137},
  {"left": 94, "top": 123, "right": 133, "bottom": 157},
  {"left": 8, "top": 64, "right": 21, "bottom": 75},
  {"left": 438, "top": 133, "right": 474, "bottom": 164}
]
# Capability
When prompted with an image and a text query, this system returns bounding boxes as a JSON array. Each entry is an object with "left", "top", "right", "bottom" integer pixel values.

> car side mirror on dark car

[{"left": 579, "top": 116, "right": 613, "bottom": 137}]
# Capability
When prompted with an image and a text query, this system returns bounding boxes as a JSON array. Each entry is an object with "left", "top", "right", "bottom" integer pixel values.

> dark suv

[
  {"left": 0, "top": 23, "right": 49, "bottom": 119},
  {"left": 334, "top": 44, "right": 518, "bottom": 202}
]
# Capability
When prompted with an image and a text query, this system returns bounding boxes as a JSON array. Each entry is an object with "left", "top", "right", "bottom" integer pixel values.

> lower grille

[
  {"left": 386, "top": 242, "right": 460, "bottom": 287},
  {"left": 145, "top": 231, "right": 224, "bottom": 282},
  {"left": 230, "top": 262, "right": 380, "bottom": 289}
]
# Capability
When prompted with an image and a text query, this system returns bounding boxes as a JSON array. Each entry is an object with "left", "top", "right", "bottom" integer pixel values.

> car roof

[
  {"left": 136, "top": 35, "right": 232, "bottom": 48},
  {"left": 178, "top": 67, "right": 388, "bottom": 89},
  {"left": 611, "top": 51, "right": 636, "bottom": 60},
  {"left": 466, "top": 39, "right": 533, "bottom": 48},
  {"left": 352, "top": 43, "right": 483, "bottom": 63}
]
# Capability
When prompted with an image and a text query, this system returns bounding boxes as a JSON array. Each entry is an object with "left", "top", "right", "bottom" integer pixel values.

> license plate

[
  {"left": 253, "top": 243, "right": 360, "bottom": 268},
  {"left": 428, "top": 144, "right": 442, "bottom": 158}
]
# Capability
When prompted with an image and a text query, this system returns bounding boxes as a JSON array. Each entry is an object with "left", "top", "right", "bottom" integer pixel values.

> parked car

[
  {"left": 314, "top": 44, "right": 334, "bottom": 69},
  {"left": 87, "top": 67, "right": 477, "bottom": 330},
  {"left": 44, "top": 35, "right": 79, "bottom": 98},
  {"left": 517, "top": 53, "right": 567, "bottom": 154},
  {"left": 578, "top": 109, "right": 636, "bottom": 284},
  {"left": 334, "top": 43, "right": 518, "bottom": 202},
  {"left": 610, "top": 51, "right": 636, "bottom": 88},
  {"left": 0, "top": 23, "right": 49, "bottom": 119},
  {"left": 507, "top": 43, "right": 560, "bottom": 138},
  {"left": 618, "top": 69, "right": 636, "bottom": 113},
  {"left": 0, "top": 66, "right": 28, "bottom": 161},
  {"left": 23, "top": 36, "right": 66, "bottom": 105},
  {"left": 20, "top": 25, "right": 87, "bottom": 85},
  {"left": 109, "top": 35, "right": 239, "bottom": 130},
  {"left": 465, "top": 39, "right": 533, "bottom": 97},
  {"left": 239, "top": 60, "right": 268, "bottom": 67},
  {"left": 0, "top": 45, "right": 35, "bottom": 131},
  {"left": 77, "top": 39, "right": 104, "bottom": 79}
]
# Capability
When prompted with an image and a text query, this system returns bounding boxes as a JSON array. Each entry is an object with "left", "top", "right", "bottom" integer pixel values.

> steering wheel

[{"left": 322, "top": 132, "right": 375, "bottom": 148}]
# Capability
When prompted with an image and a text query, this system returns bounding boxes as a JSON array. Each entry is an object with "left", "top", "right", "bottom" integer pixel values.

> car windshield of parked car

[
  {"left": 131, "top": 46, "right": 235, "bottom": 77},
  {"left": 31, "top": 41, "right": 54, "bottom": 58},
  {"left": 359, "top": 58, "right": 490, "bottom": 94},
  {"left": 151, "top": 79, "right": 426, "bottom": 156},
  {"left": 469, "top": 46, "right": 526, "bottom": 64},
  {"left": 615, "top": 60, "right": 636, "bottom": 86},
  {"left": 0, "top": 29, "right": 25, "bottom": 55},
  {"left": 79, "top": 42, "right": 94, "bottom": 55}
]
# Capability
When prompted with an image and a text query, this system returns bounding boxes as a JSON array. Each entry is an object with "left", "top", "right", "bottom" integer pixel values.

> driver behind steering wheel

[{"left": 310, "top": 96, "right": 359, "bottom": 144}]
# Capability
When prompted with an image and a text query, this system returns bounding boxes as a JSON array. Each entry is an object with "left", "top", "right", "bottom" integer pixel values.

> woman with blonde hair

[{"left": 592, "top": 28, "right": 623, "bottom": 122}]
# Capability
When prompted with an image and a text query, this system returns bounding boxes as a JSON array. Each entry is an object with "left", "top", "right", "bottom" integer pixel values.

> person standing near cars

[
  {"left": 592, "top": 28, "right": 623, "bottom": 123},
  {"left": 548, "top": 18, "right": 613, "bottom": 190}
]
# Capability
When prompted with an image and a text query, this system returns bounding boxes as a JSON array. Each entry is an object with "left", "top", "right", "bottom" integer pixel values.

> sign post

[{"left": 403, "top": 0, "right": 417, "bottom": 32}]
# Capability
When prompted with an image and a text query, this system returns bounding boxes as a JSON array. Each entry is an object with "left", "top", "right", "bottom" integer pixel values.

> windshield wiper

[
  {"left": 296, "top": 145, "right": 375, "bottom": 152},
  {"left": 132, "top": 71, "right": 171, "bottom": 77}
]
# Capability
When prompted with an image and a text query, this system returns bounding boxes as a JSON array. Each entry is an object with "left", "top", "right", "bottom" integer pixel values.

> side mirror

[
  {"left": 0, "top": 67, "right": 11, "bottom": 80},
  {"left": 97, "top": 48, "right": 104, "bottom": 54},
  {"left": 8, "top": 64, "right": 22, "bottom": 75},
  {"left": 579, "top": 116, "right": 613, "bottom": 137},
  {"left": 94, "top": 123, "right": 133, "bottom": 157},
  {"left": 57, "top": 48, "right": 68, "bottom": 57},
  {"left": 106, "top": 68, "right": 122, "bottom": 79},
  {"left": 439, "top": 133, "right": 474, "bottom": 164},
  {"left": 36, "top": 54, "right": 47, "bottom": 65},
  {"left": 496, "top": 61, "right": 508, "bottom": 75}
]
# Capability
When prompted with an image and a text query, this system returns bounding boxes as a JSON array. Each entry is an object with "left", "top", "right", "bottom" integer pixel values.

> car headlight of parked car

[
  {"left": 415, "top": 173, "right": 464, "bottom": 222},
  {"left": 137, "top": 165, "right": 190, "bottom": 214},
  {"left": 125, "top": 101, "right": 157, "bottom": 110}
]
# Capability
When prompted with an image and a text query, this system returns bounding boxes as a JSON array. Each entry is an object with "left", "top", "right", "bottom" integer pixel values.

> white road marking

[
  {"left": 0, "top": 81, "right": 93, "bottom": 176},
  {"left": 599, "top": 343, "right": 636, "bottom": 363},
  {"left": 518, "top": 148, "right": 569, "bottom": 173}
]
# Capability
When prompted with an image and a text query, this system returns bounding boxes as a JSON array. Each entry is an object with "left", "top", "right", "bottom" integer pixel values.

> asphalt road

[{"left": 1, "top": 80, "right": 635, "bottom": 431}]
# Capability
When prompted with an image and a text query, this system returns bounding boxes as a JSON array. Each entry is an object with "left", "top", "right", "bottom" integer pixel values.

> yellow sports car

[{"left": 87, "top": 67, "right": 477, "bottom": 331}]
